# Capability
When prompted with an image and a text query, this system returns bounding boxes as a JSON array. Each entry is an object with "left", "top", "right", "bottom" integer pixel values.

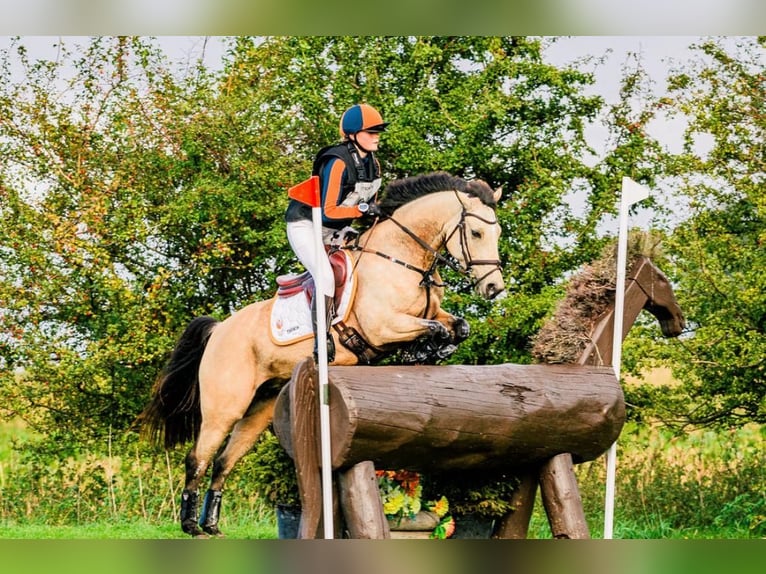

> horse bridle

[
  {"left": 347, "top": 191, "right": 503, "bottom": 316},
  {"left": 444, "top": 192, "right": 504, "bottom": 285}
]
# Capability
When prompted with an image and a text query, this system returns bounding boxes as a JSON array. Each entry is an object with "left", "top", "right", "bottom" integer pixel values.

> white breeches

[{"left": 286, "top": 219, "right": 335, "bottom": 298}]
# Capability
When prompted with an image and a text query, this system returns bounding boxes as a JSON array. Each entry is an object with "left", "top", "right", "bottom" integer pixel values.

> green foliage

[
  {"left": 247, "top": 430, "right": 299, "bottom": 507},
  {"left": 4, "top": 421, "right": 764, "bottom": 538},
  {"left": 422, "top": 471, "right": 521, "bottom": 519},
  {"left": 0, "top": 421, "right": 274, "bottom": 534},
  {"left": 595, "top": 423, "right": 766, "bottom": 537},
  {"left": 618, "top": 37, "right": 766, "bottom": 428},
  {"left": 0, "top": 38, "right": 303, "bottom": 444}
]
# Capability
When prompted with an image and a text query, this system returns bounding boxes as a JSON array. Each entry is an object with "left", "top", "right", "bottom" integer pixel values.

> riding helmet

[{"left": 339, "top": 104, "right": 389, "bottom": 138}]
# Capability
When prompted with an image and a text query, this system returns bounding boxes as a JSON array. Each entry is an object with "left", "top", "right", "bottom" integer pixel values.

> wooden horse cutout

[
  {"left": 138, "top": 172, "right": 504, "bottom": 536},
  {"left": 495, "top": 255, "right": 686, "bottom": 538}
]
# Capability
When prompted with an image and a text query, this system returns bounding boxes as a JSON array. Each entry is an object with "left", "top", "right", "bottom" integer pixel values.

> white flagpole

[
  {"left": 311, "top": 204, "right": 334, "bottom": 539},
  {"left": 604, "top": 177, "right": 650, "bottom": 539}
]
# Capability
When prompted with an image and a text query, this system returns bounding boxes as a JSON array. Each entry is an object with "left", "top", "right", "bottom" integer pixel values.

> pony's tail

[{"left": 137, "top": 316, "right": 219, "bottom": 450}]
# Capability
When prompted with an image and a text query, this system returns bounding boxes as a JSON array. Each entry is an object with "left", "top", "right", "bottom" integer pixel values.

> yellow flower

[
  {"left": 382, "top": 490, "right": 405, "bottom": 516},
  {"left": 429, "top": 495, "right": 449, "bottom": 518},
  {"left": 378, "top": 469, "right": 449, "bottom": 529}
]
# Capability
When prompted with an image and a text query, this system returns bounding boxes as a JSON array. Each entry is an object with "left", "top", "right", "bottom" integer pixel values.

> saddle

[{"left": 275, "top": 249, "right": 349, "bottom": 308}]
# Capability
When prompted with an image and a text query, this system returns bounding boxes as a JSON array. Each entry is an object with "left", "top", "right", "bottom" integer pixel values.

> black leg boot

[
  {"left": 324, "top": 295, "right": 336, "bottom": 363},
  {"left": 199, "top": 489, "right": 224, "bottom": 536},
  {"left": 180, "top": 489, "right": 204, "bottom": 536},
  {"left": 312, "top": 295, "right": 336, "bottom": 363}
]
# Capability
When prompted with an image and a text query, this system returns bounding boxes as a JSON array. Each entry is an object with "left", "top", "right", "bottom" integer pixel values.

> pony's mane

[{"left": 379, "top": 171, "right": 497, "bottom": 213}]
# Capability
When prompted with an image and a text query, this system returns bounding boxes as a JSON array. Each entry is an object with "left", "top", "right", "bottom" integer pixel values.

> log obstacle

[
  {"left": 275, "top": 362, "right": 624, "bottom": 472},
  {"left": 272, "top": 359, "right": 625, "bottom": 538}
]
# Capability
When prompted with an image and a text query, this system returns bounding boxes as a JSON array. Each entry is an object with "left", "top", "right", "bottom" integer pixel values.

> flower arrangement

[
  {"left": 376, "top": 469, "right": 455, "bottom": 539},
  {"left": 252, "top": 431, "right": 517, "bottom": 539}
]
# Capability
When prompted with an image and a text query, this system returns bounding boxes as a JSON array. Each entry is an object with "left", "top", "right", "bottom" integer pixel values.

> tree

[
  {"left": 621, "top": 37, "right": 765, "bottom": 428},
  {"left": 0, "top": 37, "right": 295, "bottom": 446}
]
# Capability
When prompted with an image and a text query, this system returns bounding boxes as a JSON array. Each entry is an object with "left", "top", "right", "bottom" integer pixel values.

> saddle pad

[{"left": 269, "top": 251, "right": 357, "bottom": 345}]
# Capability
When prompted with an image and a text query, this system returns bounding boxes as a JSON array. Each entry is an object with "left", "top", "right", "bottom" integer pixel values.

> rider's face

[{"left": 354, "top": 130, "right": 381, "bottom": 153}]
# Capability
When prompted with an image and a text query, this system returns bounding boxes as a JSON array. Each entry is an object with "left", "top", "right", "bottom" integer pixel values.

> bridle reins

[{"left": 346, "top": 191, "right": 502, "bottom": 316}]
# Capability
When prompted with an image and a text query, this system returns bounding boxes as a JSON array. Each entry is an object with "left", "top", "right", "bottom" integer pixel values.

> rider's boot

[{"left": 312, "top": 294, "right": 336, "bottom": 363}]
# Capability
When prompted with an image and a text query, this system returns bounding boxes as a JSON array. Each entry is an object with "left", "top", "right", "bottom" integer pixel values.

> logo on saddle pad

[{"left": 269, "top": 250, "right": 356, "bottom": 345}]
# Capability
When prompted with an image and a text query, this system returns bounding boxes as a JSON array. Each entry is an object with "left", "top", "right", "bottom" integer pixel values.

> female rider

[{"left": 285, "top": 103, "right": 388, "bottom": 362}]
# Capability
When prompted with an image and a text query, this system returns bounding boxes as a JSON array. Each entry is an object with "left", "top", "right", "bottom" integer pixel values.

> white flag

[{"left": 621, "top": 177, "right": 650, "bottom": 206}]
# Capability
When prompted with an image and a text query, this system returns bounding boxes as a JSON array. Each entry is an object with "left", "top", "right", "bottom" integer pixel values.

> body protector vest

[
  {"left": 285, "top": 142, "right": 382, "bottom": 227},
  {"left": 313, "top": 142, "right": 382, "bottom": 212}
]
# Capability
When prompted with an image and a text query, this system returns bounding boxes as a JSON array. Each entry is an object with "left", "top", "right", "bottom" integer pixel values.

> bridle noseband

[{"left": 444, "top": 195, "right": 504, "bottom": 286}]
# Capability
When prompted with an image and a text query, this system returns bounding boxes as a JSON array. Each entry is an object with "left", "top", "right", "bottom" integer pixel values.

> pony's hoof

[
  {"left": 202, "top": 525, "right": 224, "bottom": 537},
  {"left": 452, "top": 317, "right": 470, "bottom": 341},
  {"left": 436, "top": 344, "right": 457, "bottom": 359},
  {"left": 182, "top": 521, "right": 206, "bottom": 537},
  {"left": 424, "top": 319, "right": 450, "bottom": 341}
]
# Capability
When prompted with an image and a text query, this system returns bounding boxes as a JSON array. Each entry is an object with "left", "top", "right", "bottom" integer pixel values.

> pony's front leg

[
  {"left": 369, "top": 311, "right": 450, "bottom": 347},
  {"left": 406, "top": 310, "right": 471, "bottom": 363},
  {"left": 432, "top": 308, "right": 470, "bottom": 344},
  {"left": 375, "top": 309, "right": 466, "bottom": 364}
]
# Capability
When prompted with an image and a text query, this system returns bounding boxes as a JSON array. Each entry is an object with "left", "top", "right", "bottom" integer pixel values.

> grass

[
  {"left": 525, "top": 422, "right": 766, "bottom": 539},
  {"left": 0, "top": 519, "right": 277, "bottom": 539},
  {"left": 1, "top": 420, "right": 764, "bottom": 539},
  {"left": 526, "top": 498, "right": 755, "bottom": 539}
]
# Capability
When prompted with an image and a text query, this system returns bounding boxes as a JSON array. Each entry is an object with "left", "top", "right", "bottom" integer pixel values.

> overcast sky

[{"left": 5, "top": 35, "right": 712, "bottom": 151}]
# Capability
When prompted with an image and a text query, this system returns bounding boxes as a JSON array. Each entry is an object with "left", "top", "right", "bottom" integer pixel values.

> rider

[{"left": 285, "top": 103, "right": 388, "bottom": 362}]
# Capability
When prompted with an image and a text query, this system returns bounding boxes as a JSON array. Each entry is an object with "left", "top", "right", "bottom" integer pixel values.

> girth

[{"left": 332, "top": 321, "right": 386, "bottom": 365}]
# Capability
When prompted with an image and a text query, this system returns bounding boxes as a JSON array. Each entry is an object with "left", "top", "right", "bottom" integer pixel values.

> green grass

[
  {"left": 0, "top": 518, "right": 278, "bottom": 539},
  {"left": 3, "top": 509, "right": 751, "bottom": 540},
  {"left": 525, "top": 500, "right": 755, "bottom": 539}
]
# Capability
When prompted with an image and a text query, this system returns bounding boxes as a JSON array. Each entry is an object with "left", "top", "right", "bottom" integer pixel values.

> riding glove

[{"left": 359, "top": 202, "right": 383, "bottom": 218}]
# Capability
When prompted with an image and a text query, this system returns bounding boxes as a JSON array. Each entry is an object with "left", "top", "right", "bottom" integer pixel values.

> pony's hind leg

[
  {"left": 180, "top": 419, "right": 239, "bottom": 537},
  {"left": 180, "top": 449, "right": 207, "bottom": 536},
  {"left": 199, "top": 395, "right": 279, "bottom": 536}
]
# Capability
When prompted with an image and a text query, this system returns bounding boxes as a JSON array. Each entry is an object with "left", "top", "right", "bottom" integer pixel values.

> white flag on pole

[
  {"left": 605, "top": 177, "right": 650, "bottom": 539},
  {"left": 621, "top": 176, "right": 650, "bottom": 206}
]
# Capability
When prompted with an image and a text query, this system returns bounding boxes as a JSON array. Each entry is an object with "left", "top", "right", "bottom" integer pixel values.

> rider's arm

[{"left": 320, "top": 158, "right": 366, "bottom": 222}]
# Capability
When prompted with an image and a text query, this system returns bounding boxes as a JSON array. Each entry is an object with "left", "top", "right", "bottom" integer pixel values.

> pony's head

[
  {"left": 446, "top": 179, "right": 504, "bottom": 299},
  {"left": 380, "top": 172, "right": 505, "bottom": 300}
]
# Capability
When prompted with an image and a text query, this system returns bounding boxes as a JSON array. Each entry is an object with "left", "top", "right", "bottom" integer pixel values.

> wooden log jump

[{"left": 275, "top": 362, "right": 624, "bottom": 472}]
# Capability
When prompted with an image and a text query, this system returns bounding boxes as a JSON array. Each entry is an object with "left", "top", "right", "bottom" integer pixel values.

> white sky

[
  {"left": 544, "top": 36, "right": 694, "bottom": 152},
  {"left": 27, "top": 35, "right": 710, "bottom": 153}
]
